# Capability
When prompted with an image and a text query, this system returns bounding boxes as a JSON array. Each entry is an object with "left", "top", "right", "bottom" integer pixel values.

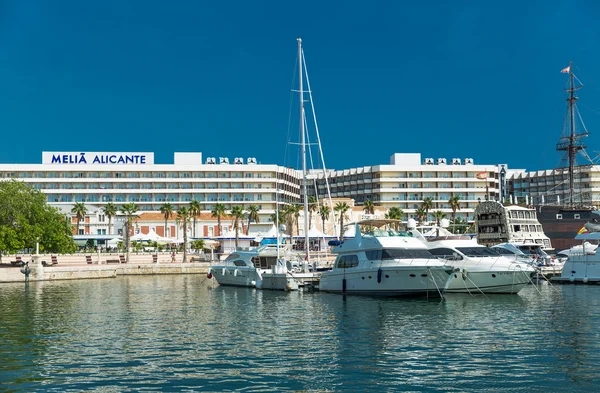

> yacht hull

[
  {"left": 553, "top": 256, "right": 600, "bottom": 283},
  {"left": 256, "top": 273, "right": 299, "bottom": 291},
  {"left": 208, "top": 267, "right": 261, "bottom": 288},
  {"left": 318, "top": 266, "right": 451, "bottom": 297},
  {"left": 445, "top": 269, "right": 534, "bottom": 294}
]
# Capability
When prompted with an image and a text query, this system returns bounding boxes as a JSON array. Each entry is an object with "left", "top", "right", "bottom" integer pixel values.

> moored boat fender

[
  {"left": 207, "top": 268, "right": 213, "bottom": 279},
  {"left": 461, "top": 268, "right": 468, "bottom": 281},
  {"left": 234, "top": 269, "right": 240, "bottom": 277},
  {"left": 222, "top": 268, "right": 228, "bottom": 275},
  {"left": 377, "top": 268, "right": 383, "bottom": 283}
]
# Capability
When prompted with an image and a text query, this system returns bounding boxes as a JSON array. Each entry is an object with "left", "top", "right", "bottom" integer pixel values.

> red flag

[
  {"left": 476, "top": 172, "right": 487, "bottom": 180},
  {"left": 561, "top": 66, "right": 570, "bottom": 74}
]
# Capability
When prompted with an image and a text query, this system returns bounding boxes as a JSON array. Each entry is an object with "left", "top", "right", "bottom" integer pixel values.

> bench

[
  {"left": 152, "top": 254, "right": 158, "bottom": 263},
  {"left": 119, "top": 255, "right": 126, "bottom": 264},
  {"left": 10, "top": 256, "right": 23, "bottom": 266},
  {"left": 106, "top": 259, "right": 120, "bottom": 264},
  {"left": 51, "top": 255, "right": 58, "bottom": 265},
  {"left": 86, "top": 255, "right": 93, "bottom": 264}
]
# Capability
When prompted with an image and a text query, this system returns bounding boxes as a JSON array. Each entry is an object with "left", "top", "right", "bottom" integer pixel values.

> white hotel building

[{"left": 0, "top": 151, "right": 509, "bottom": 235}]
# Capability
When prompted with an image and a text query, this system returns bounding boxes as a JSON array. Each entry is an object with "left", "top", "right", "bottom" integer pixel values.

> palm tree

[
  {"left": 385, "top": 207, "right": 404, "bottom": 229},
  {"left": 211, "top": 203, "right": 227, "bottom": 236},
  {"left": 422, "top": 197, "right": 434, "bottom": 224},
  {"left": 270, "top": 212, "right": 286, "bottom": 226},
  {"left": 415, "top": 207, "right": 427, "bottom": 226},
  {"left": 363, "top": 199, "right": 375, "bottom": 215},
  {"left": 433, "top": 210, "right": 446, "bottom": 226},
  {"left": 292, "top": 203, "right": 302, "bottom": 236},
  {"left": 334, "top": 202, "right": 350, "bottom": 241},
  {"left": 245, "top": 205, "right": 260, "bottom": 235},
  {"left": 71, "top": 202, "right": 87, "bottom": 234},
  {"left": 230, "top": 206, "right": 246, "bottom": 249},
  {"left": 176, "top": 206, "right": 190, "bottom": 263},
  {"left": 189, "top": 200, "right": 201, "bottom": 238},
  {"left": 318, "top": 204, "right": 331, "bottom": 235},
  {"left": 307, "top": 196, "right": 318, "bottom": 229},
  {"left": 160, "top": 203, "right": 174, "bottom": 238},
  {"left": 121, "top": 202, "right": 139, "bottom": 263},
  {"left": 448, "top": 195, "right": 461, "bottom": 233},
  {"left": 102, "top": 202, "right": 117, "bottom": 235}
]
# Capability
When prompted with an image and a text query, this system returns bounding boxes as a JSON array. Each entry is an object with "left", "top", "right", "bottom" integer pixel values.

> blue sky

[{"left": 1, "top": 0, "right": 600, "bottom": 172}]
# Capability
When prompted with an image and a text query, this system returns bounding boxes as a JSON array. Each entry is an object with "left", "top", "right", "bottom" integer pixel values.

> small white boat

[
  {"left": 554, "top": 231, "right": 600, "bottom": 283},
  {"left": 318, "top": 220, "right": 453, "bottom": 297}
]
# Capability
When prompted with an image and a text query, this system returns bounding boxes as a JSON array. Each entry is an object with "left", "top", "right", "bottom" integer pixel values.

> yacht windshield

[
  {"left": 382, "top": 249, "right": 434, "bottom": 259},
  {"left": 456, "top": 247, "right": 500, "bottom": 257}
]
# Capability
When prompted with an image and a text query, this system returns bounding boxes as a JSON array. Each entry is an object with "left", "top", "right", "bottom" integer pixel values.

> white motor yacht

[
  {"left": 419, "top": 234, "right": 536, "bottom": 294},
  {"left": 207, "top": 243, "right": 302, "bottom": 289},
  {"left": 553, "top": 230, "right": 600, "bottom": 284},
  {"left": 318, "top": 220, "right": 454, "bottom": 297}
]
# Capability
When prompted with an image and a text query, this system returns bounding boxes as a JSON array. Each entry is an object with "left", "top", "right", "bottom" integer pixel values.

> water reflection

[{"left": 1, "top": 278, "right": 600, "bottom": 392}]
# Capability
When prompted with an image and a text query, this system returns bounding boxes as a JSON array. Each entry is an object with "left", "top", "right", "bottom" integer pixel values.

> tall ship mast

[{"left": 555, "top": 61, "right": 590, "bottom": 206}]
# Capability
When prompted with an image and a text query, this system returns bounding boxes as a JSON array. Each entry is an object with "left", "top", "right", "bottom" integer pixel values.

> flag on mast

[{"left": 561, "top": 65, "right": 571, "bottom": 74}]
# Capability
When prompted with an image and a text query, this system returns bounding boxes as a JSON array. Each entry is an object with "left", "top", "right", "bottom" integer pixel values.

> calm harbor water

[{"left": 1, "top": 276, "right": 600, "bottom": 393}]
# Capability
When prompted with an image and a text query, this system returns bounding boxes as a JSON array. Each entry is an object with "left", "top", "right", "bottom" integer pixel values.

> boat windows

[
  {"left": 335, "top": 255, "right": 359, "bottom": 268},
  {"left": 455, "top": 247, "right": 500, "bottom": 257},
  {"left": 380, "top": 249, "right": 433, "bottom": 259},
  {"left": 233, "top": 260, "right": 249, "bottom": 267},
  {"left": 429, "top": 247, "right": 462, "bottom": 260}
]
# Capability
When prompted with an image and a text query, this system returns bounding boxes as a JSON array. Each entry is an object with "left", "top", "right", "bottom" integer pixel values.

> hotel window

[
  {"left": 61, "top": 184, "right": 72, "bottom": 189},
  {"left": 99, "top": 172, "right": 111, "bottom": 178},
  {"left": 181, "top": 193, "right": 192, "bottom": 201},
  {"left": 128, "top": 195, "right": 139, "bottom": 202},
  {"left": 114, "top": 172, "right": 125, "bottom": 178},
  {"left": 180, "top": 172, "right": 191, "bottom": 178},
  {"left": 100, "top": 183, "right": 112, "bottom": 189},
  {"left": 167, "top": 183, "right": 178, "bottom": 189},
  {"left": 193, "top": 172, "right": 205, "bottom": 178},
  {"left": 115, "top": 183, "right": 126, "bottom": 189},
  {"left": 167, "top": 172, "right": 178, "bottom": 178},
  {"left": 193, "top": 183, "right": 205, "bottom": 189},
  {"left": 18, "top": 172, "right": 32, "bottom": 178},
  {"left": 193, "top": 194, "right": 205, "bottom": 201},
  {"left": 74, "top": 172, "right": 85, "bottom": 178},
  {"left": 33, "top": 172, "right": 45, "bottom": 178},
  {"left": 206, "top": 172, "right": 217, "bottom": 178},
  {"left": 74, "top": 183, "right": 85, "bottom": 189},
  {"left": 140, "top": 194, "right": 152, "bottom": 202},
  {"left": 127, "top": 173, "right": 139, "bottom": 178},
  {"left": 140, "top": 183, "right": 152, "bottom": 189},
  {"left": 141, "top": 172, "right": 152, "bottom": 178},
  {"left": 60, "top": 195, "right": 73, "bottom": 202},
  {"left": 88, "top": 195, "right": 99, "bottom": 202},
  {"left": 115, "top": 194, "right": 126, "bottom": 202},
  {"left": 47, "top": 172, "right": 58, "bottom": 178},
  {"left": 47, "top": 194, "right": 59, "bottom": 202},
  {"left": 180, "top": 183, "right": 191, "bottom": 189},
  {"left": 153, "top": 172, "right": 166, "bottom": 178},
  {"left": 126, "top": 183, "right": 139, "bottom": 189},
  {"left": 33, "top": 183, "right": 44, "bottom": 189},
  {"left": 154, "top": 194, "right": 166, "bottom": 202},
  {"left": 167, "top": 194, "right": 178, "bottom": 202},
  {"left": 154, "top": 183, "right": 166, "bottom": 189},
  {"left": 61, "top": 172, "right": 73, "bottom": 178},
  {"left": 101, "top": 195, "right": 113, "bottom": 202}
]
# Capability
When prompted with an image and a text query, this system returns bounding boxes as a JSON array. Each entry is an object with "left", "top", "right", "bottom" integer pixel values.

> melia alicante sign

[{"left": 42, "top": 152, "right": 154, "bottom": 165}]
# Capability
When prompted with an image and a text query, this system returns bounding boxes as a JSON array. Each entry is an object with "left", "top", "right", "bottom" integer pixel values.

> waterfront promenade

[{"left": 0, "top": 252, "right": 211, "bottom": 283}]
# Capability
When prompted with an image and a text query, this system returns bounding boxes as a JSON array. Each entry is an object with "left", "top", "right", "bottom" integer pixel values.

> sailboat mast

[
  {"left": 567, "top": 63, "right": 576, "bottom": 205},
  {"left": 298, "top": 37, "right": 310, "bottom": 266}
]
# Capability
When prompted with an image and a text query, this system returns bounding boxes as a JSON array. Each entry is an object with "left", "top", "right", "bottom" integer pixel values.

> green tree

[
  {"left": 230, "top": 206, "right": 246, "bottom": 249},
  {"left": 422, "top": 197, "right": 434, "bottom": 224},
  {"left": 0, "top": 181, "right": 76, "bottom": 256},
  {"left": 191, "top": 239, "right": 206, "bottom": 252},
  {"left": 363, "top": 199, "right": 375, "bottom": 215},
  {"left": 334, "top": 202, "right": 350, "bottom": 241},
  {"left": 176, "top": 206, "right": 190, "bottom": 263},
  {"left": 307, "top": 196, "right": 318, "bottom": 229},
  {"left": 121, "top": 202, "right": 139, "bottom": 263},
  {"left": 211, "top": 203, "right": 227, "bottom": 236},
  {"left": 433, "top": 210, "right": 446, "bottom": 226},
  {"left": 448, "top": 195, "right": 461, "bottom": 233},
  {"left": 189, "top": 200, "right": 201, "bottom": 238},
  {"left": 71, "top": 202, "right": 87, "bottom": 235},
  {"left": 385, "top": 207, "right": 404, "bottom": 229},
  {"left": 102, "top": 202, "right": 117, "bottom": 235},
  {"left": 160, "top": 203, "right": 174, "bottom": 238},
  {"left": 245, "top": 205, "right": 260, "bottom": 235},
  {"left": 415, "top": 207, "right": 427, "bottom": 226},
  {"left": 319, "top": 204, "right": 330, "bottom": 235}
]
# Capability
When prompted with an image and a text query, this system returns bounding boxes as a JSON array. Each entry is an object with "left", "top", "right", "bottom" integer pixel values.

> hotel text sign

[{"left": 42, "top": 152, "right": 154, "bottom": 165}]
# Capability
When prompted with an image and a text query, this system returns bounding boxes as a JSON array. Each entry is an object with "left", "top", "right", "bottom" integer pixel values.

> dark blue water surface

[{"left": 1, "top": 276, "right": 599, "bottom": 392}]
